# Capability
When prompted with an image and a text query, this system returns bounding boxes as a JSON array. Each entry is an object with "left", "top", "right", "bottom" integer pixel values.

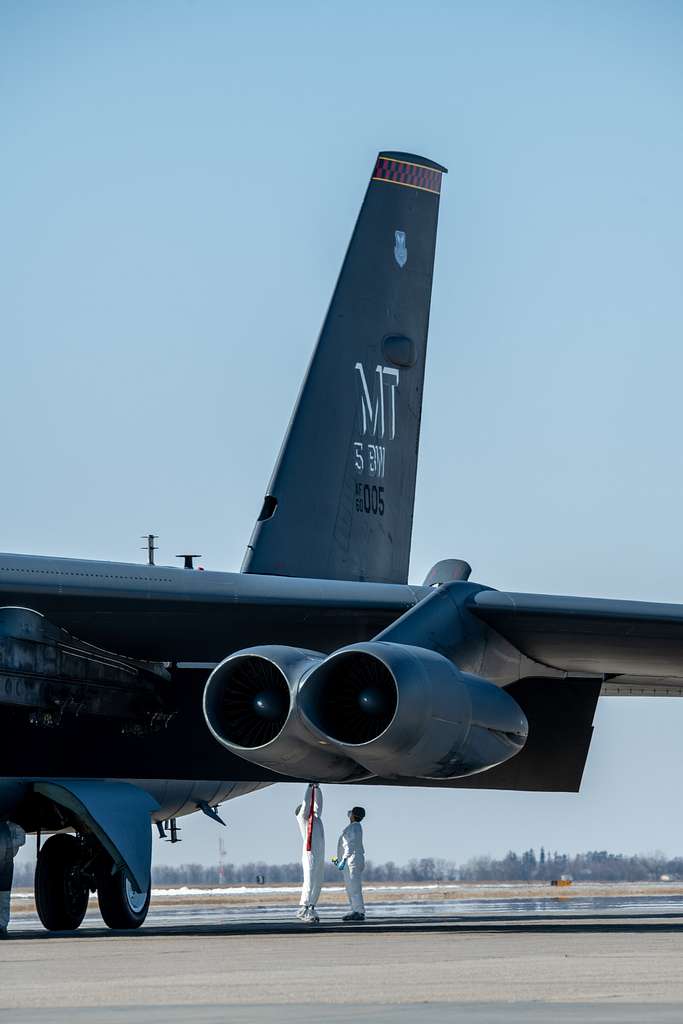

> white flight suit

[
  {"left": 296, "top": 784, "right": 324, "bottom": 908},
  {"left": 337, "top": 820, "right": 365, "bottom": 914},
  {"left": 0, "top": 822, "right": 26, "bottom": 933}
]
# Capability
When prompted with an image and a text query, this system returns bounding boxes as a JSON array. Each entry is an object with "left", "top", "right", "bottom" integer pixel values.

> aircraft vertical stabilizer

[{"left": 242, "top": 151, "right": 447, "bottom": 583}]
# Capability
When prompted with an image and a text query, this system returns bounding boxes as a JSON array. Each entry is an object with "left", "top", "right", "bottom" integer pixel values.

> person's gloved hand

[{"left": 336, "top": 858, "right": 347, "bottom": 871}]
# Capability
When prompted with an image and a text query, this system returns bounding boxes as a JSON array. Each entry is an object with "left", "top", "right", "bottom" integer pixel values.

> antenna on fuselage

[
  {"left": 176, "top": 554, "right": 202, "bottom": 570},
  {"left": 141, "top": 534, "right": 158, "bottom": 566}
]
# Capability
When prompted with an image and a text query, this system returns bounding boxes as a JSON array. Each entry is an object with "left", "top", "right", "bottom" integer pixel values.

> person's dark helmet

[
  {"left": 350, "top": 806, "right": 366, "bottom": 821},
  {"left": 295, "top": 804, "right": 302, "bottom": 816}
]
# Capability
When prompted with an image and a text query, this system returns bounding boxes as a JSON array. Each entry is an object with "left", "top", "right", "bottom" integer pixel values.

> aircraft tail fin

[{"left": 242, "top": 151, "right": 447, "bottom": 583}]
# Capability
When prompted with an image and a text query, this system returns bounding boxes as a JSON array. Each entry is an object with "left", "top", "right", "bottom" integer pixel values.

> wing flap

[{"left": 471, "top": 590, "right": 683, "bottom": 685}]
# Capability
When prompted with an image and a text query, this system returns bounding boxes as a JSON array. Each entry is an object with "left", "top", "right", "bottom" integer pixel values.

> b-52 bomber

[{"left": 2, "top": 151, "right": 682, "bottom": 932}]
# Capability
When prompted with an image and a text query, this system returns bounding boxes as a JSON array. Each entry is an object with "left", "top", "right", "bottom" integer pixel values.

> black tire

[
  {"left": 35, "top": 834, "right": 89, "bottom": 931},
  {"left": 97, "top": 869, "right": 150, "bottom": 929}
]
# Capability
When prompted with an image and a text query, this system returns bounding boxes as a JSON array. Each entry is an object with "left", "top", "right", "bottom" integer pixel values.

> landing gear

[
  {"left": 97, "top": 868, "right": 151, "bottom": 929},
  {"left": 34, "top": 834, "right": 90, "bottom": 931},
  {"left": 34, "top": 832, "right": 151, "bottom": 932}
]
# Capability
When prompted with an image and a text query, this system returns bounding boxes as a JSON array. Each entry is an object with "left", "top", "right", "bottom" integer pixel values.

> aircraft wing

[{"left": 471, "top": 590, "right": 683, "bottom": 695}]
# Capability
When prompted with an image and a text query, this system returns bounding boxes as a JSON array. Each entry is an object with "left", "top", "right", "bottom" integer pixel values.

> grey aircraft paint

[
  {"left": 242, "top": 152, "right": 447, "bottom": 585},
  {"left": 3, "top": 150, "right": 683, "bottom": 931}
]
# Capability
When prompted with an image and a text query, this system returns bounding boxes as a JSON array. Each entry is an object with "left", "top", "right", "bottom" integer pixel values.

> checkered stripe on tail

[{"left": 372, "top": 157, "right": 442, "bottom": 195}]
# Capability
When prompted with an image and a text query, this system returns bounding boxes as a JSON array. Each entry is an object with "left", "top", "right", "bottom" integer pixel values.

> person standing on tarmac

[
  {"left": 334, "top": 806, "right": 366, "bottom": 922},
  {"left": 0, "top": 821, "right": 26, "bottom": 938},
  {"left": 295, "top": 783, "right": 324, "bottom": 924}
]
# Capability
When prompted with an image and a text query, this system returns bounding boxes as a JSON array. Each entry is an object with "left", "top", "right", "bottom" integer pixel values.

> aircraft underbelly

[
  {"left": 129, "top": 779, "right": 269, "bottom": 819},
  {"left": 0, "top": 778, "right": 272, "bottom": 834}
]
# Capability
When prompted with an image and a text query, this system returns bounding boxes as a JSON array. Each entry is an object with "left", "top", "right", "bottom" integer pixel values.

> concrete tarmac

[{"left": 3, "top": 908, "right": 683, "bottom": 1022}]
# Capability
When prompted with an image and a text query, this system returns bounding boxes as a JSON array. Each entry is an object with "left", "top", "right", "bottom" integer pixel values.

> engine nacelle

[
  {"left": 298, "top": 641, "right": 528, "bottom": 780},
  {"left": 202, "top": 646, "right": 367, "bottom": 781}
]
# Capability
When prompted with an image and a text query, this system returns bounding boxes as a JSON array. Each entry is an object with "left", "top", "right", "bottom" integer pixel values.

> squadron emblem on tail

[{"left": 394, "top": 230, "right": 407, "bottom": 268}]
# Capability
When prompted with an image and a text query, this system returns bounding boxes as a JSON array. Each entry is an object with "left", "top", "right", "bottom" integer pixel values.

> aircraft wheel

[
  {"left": 34, "top": 834, "right": 90, "bottom": 931},
  {"left": 97, "top": 869, "right": 150, "bottom": 929}
]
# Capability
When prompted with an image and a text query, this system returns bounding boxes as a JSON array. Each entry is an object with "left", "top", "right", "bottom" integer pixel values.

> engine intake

[
  {"left": 207, "top": 655, "right": 291, "bottom": 749},
  {"left": 203, "top": 646, "right": 366, "bottom": 781},
  {"left": 307, "top": 651, "right": 397, "bottom": 745},
  {"left": 299, "top": 641, "right": 528, "bottom": 780}
]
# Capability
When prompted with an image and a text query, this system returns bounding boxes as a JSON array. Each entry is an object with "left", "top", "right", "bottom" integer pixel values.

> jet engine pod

[
  {"left": 298, "top": 641, "right": 528, "bottom": 780},
  {"left": 202, "top": 646, "right": 367, "bottom": 782}
]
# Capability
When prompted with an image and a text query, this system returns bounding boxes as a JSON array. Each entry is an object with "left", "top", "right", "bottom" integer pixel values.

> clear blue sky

[{"left": 4, "top": 0, "right": 683, "bottom": 869}]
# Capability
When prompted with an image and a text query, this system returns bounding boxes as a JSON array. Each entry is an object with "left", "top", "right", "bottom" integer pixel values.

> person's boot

[
  {"left": 342, "top": 911, "right": 365, "bottom": 922},
  {"left": 296, "top": 905, "right": 308, "bottom": 920},
  {"left": 0, "top": 891, "right": 10, "bottom": 937},
  {"left": 302, "top": 905, "right": 319, "bottom": 925}
]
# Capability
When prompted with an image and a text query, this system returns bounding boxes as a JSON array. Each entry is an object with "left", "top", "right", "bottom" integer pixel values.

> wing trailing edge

[{"left": 471, "top": 590, "right": 683, "bottom": 692}]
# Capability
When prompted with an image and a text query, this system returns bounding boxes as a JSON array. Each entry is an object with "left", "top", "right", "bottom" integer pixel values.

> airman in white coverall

[
  {"left": 336, "top": 806, "right": 366, "bottom": 922},
  {"left": 295, "top": 784, "right": 324, "bottom": 924},
  {"left": 0, "top": 821, "right": 26, "bottom": 937}
]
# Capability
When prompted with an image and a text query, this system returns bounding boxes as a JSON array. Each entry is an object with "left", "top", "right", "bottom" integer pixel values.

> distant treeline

[
  {"left": 151, "top": 859, "right": 460, "bottom": 886},
  {"left": 457, "top": 848, "right": 683, "bottom": 883},
  {"left": 13, "top": 849, "right": 683, "bottom": 887},
  {"left": 150, "top": 850, "right": 683, "bottom": 885}
]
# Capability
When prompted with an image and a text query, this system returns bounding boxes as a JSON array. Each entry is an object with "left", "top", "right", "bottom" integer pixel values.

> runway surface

[
  {"left": 11, "top": 889, "right": 683, "bottom": 929},
  {"left": 3, "top": 895, "right": 683, "bottom": 1022}
]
